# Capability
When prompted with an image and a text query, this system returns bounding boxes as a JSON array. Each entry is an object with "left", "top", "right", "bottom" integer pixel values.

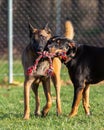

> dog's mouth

[{"left": 47, "top": 42, "right": 77, "bottom": 63}]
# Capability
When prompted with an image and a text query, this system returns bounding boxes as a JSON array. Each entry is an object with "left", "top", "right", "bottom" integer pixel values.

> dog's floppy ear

[
  {"left": 44, "top": 23, "right": 51, "bottom": 34},
  {"left": 68, "top": 42, "right": 76, "bottom": 49},
  {"left": 67, "top": 42, "right": 77, "bottom": 53},
  {"left": 66, "top": 42, "right": 77, "bottom": 60}
]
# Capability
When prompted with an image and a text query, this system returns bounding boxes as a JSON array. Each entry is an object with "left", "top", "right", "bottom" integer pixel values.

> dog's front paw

[
  {"left": 23, "top": 115, "right": 30, "bottom": 120},
  {"left": 35, "top": 112, "right": 41, "bottom": 117}
]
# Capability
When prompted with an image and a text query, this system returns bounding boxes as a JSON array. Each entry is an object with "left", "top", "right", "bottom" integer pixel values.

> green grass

[
  {"left": 0, "top": 61, "right": 104, "bottom": 130},
  {"left": 0, "top": 59, "right": 24, "bottom": 84},
  {"left": 0, "top": 82, "right": 104, "bottom": 130}
]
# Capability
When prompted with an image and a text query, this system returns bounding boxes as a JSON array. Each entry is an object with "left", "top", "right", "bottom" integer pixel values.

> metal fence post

[
  {"left": 8, "top": 0, "right": 13, "bottom": 83},
  {"left": 56, "top": 0, "right": 62, "bottom": 35}
]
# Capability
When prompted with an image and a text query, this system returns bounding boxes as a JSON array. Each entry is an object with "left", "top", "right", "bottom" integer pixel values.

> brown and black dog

[
  {"left": 22, "top": 20, "right": 74, "bottom": 119},
  {"left": 22, "top": 23, "right": 62, "bottom": 120},
  {"left": 46, "top": 34, "right": 104, "bottom": 117}
]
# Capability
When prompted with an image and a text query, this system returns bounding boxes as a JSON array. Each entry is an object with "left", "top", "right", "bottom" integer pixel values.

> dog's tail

[{"left": 64, "top": 20, "right": 74, "bottom": 40}]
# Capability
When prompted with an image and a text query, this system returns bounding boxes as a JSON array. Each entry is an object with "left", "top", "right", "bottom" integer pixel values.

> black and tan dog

[
  {"left": 47, "top": 35, "right": 104, "bottom": 117},
  {"left": 22, "top": 23, "right": 63, "bottom": 120}
]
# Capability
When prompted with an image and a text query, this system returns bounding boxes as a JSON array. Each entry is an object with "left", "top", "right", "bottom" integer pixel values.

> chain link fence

[{"left": 0, "top": 0, "right": 104, "bottom": 83}]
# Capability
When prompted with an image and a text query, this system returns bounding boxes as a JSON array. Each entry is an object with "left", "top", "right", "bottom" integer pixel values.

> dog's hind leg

[
  {"left": 23, "top": 77, "right": 34, "bottom": 120},
  {"left": 31, "top": 82, "right": 40, "bottom": 116},
  {"left": 52, "top": 58, "right": 62, "bottom": 116},
  {"left": 82, "top": 84, "right": 90, "bottom": 116},
  {"left": 41, "top": 77, "right": 52, "bottom": 117},
  {"left": 68, "top": 82, "right": 85, "bottom": 118}
]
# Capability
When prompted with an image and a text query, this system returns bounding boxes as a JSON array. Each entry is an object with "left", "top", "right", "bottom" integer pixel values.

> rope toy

[
  {"left": 27, "top": 51, "right": 56, "bottom": 76},
  {"left": 56, "top": 51, "right": 67, "bottom": 60}
]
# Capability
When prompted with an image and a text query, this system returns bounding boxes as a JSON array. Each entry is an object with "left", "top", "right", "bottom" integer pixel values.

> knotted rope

[
  {"left": 27, "top": 51, "right": 56, "bottom": 76},
  {"left": 56, "top": 51, "right": 67, "bottom": 61}
]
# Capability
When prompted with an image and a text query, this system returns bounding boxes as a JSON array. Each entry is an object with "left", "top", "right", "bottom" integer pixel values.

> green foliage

[{"left": 0, "top": 83, "right": 104, "bottom": 130}]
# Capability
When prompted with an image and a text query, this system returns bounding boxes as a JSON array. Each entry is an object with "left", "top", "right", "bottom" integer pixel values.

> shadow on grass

[{"left": 0, "top": 112, "right": 23, "bottom": 120}]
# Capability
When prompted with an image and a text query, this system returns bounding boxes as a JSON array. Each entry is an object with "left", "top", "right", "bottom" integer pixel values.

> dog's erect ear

[
  {"left": 44, "top": 23, "right": 51, "bottom": 34},
  {"left": 28, "top": 23, "right": 34, "bottom": 38},
  {"left": 28, "top": 23, "right": 37, "bottom": 38}
]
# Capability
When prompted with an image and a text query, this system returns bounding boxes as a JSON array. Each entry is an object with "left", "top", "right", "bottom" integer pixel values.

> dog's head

[
  {"left": 29, "top": 23, "right": 51, "bottom": 52},
  {"left": 46, "top": 36, "right": 77, "bottom": 63}
]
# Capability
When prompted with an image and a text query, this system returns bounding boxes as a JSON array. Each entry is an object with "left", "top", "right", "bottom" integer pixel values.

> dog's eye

[
  {"left": 40, "top": 35, "right": 46, "bottom": 40},
  {"left": 40, "top": 34, "right": 42, "bottom": 37},
  {"left": 52, "top": 38, "right": 56, "bottom": 42}
]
